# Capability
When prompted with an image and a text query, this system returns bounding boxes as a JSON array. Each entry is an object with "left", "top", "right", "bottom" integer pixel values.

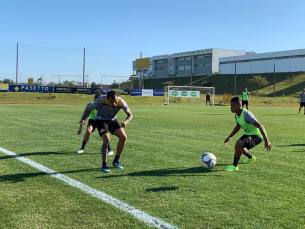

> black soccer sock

[
  {"left": 113, "top": 155, "right": 120, "bottom": 163},
  {"left": 102, "top": 162, "right": 107, "bottom": 168},
  {"left": 233, "top": 157, "right": 240, "bottom": 167},
  {"left": 81, "top": 141, "right": 87, "bottom": 149},
  {"left": 244, "top": 153, "right": 252, "bottom": 159},
  {"left": 108, "top": 143, "right": 112, "bottom": 152}
]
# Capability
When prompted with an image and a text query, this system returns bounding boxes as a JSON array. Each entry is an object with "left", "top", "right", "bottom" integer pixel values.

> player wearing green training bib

[
  {"left": 224, "top": 96, "right": 272, "bottom": 171},
  {"left": 77, "top": 94, "right": 113, "bottom": 155},
  {"left": 242, "top": 88, "right": 250, "bottom": 110}
]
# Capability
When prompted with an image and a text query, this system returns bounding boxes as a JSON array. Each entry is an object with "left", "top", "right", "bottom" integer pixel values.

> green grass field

[{"left": 0, "top": 103, "right": 304, "bottom": 229}]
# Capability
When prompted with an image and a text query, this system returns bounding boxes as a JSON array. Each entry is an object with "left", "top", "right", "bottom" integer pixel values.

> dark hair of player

[
  {"left": 107, "top": 90, "right": 117, "bottom": 100},
  {"left": 231, "top": 96, "right": 241, "bottom": 105},
  {"left": 94, "top": 94, "right": 100, "bottom": 99}
]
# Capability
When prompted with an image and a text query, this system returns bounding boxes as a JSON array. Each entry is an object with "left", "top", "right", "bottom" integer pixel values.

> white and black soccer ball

[{"left": 200, "top": 152, "right": 217, "bottom": 169}]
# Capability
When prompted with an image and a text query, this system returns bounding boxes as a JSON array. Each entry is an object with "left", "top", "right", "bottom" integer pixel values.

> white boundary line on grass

[{"left": 0, "top": 147, "right": 179, "bottom": 229}]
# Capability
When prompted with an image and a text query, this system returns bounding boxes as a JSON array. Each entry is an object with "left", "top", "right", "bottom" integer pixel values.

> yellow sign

[
  {"left": 28, "top": 78, "right": 34, "bottom": 85},
  {"left": 0, "top": 84, "right": 8, "bottom": 90},
  {"left": 136, "top": 57, "right": 150, "bottom": 69}
]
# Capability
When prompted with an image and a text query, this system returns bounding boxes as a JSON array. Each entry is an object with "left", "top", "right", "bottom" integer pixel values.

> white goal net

[{"left": 164, "top": 86, "right": 215, "bottom": 105}]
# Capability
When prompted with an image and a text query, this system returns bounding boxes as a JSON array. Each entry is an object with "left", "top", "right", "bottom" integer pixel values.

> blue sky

[{"left": 1, "top": 0, "right": 304, "bottom": 85}]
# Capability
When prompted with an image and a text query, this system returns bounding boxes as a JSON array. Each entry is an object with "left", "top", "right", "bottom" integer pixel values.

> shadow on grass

[
  {"left": 0, "top": 151, "right": 67, "bottom": 160},
  {"left": 97, "top": 166, "right": 221, "bottom": 179},
  {"left": 278, "top": 144, "right": 305, "bottom": 147},
  {"left": 0, "top": 168, "right": 100, "bottom": 183},
  {"left": 146, "top": 186, "right": 179, "bottom": 192}
]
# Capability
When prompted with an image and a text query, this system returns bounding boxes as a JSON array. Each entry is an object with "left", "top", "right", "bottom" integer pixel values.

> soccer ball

[{"left": 200, "top": 152, "right": 217, "bottom": 169}]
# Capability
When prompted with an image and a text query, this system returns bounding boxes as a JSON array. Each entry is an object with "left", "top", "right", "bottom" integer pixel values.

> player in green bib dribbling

[{"left": 224, "top": 97, "right": 272, "bottom": 171}]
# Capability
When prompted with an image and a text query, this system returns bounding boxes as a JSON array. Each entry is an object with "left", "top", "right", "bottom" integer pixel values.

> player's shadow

[
  {"left": 145, "top": 186, "right": 179, "bottom": 192},
  {"left": 96, "top": 166, "right": 220, "bottom": 179},
  {"left": 278, "top": 144, "right": 305, "bottom": 147},
  {"left": 0, "top": 168, "right": 100, "bottom": 183},
  {"left": 289, "top": 144, "right": 305, "bottom": 146},
  {"left": 0, "top": 151, "right": 67, "bottom": 160}
]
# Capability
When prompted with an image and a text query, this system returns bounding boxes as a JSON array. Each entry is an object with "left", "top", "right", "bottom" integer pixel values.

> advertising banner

[
  {"left": 142, "top": 89, "right": 154, "bottom": 96},
  {"left": 0, "top": 84, "right": 8, "bottom": 91},
  {"left": 9, "top": 85, "right": 53, "bottom": 93},
  {"left": 169, "top": 90, "right": 200, "bottom": 98},
  {"left": 153, "top": 89, "right": 164, "bottom": 96},
  {"left": 130, "top": 89, "right": 142, "bottom": 96},
  {"left": 91, "top": 88, "right": 113, "bottom": 95},
  {"left": 54, "top": 87, "right": 72, "bottom": 93},
  {"left": 71, "top": 88, "right": 92, "bottom": 94}
]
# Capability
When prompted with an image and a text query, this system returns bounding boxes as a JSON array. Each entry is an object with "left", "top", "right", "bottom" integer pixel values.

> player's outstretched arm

[
  {"left": 80, "top": 104, "right": 94, "bottom": 123},
  {"left": 224, "top": 124, "right": 241, "bottom": 145},
  {"left": 253, "top": 121, "right": 272, "bottom": 151}
]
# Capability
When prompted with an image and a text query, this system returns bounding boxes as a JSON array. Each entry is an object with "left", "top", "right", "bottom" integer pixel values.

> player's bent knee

[{"left": 235, "top": 140, "right": 244, "bottom": 149}]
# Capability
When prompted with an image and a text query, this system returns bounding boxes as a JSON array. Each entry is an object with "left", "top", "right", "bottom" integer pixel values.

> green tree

[
  {"left": 3, "top": 78, "right": 14, "bottom": 84},
  {"left": 247, "top": 75, "right": 269, "bottom": 91}
]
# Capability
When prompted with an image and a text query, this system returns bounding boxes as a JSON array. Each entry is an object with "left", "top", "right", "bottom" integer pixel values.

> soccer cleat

[
  {"left": 113, "top": 161, "right": 123, "bottom": 169},
  {"left": 108, "top": 150, "right": 114, "bottom": 156},
  {"left": 77, "top": 149, "right": 84, "bottom": 154},
  {"left": 225, "top": 165, "right": 239, "bottom": 171},
  {"left": 242, "top": 156, "right": 256, "bottom": 164},
  {"left": 101, "top": 167, "right": 111, "bottom": 173}
]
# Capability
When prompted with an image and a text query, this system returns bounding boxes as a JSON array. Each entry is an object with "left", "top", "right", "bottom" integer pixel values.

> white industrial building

[
  {"left": 219, "top": 48, "right": 305, "bottom": 74},
  {"left": 133, "top": 48, "right": 246, "bottom": 79}
]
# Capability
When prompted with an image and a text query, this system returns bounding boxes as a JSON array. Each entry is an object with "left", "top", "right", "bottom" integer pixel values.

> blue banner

[
  {"left": 9, "top": 85, "right": 53, "bottom": 93},
  {"left": 153, "top": 89, "right": 164, "bottom": 96},
  {"left": 130, "top": 89, "right": 142, "bottom": 96}
]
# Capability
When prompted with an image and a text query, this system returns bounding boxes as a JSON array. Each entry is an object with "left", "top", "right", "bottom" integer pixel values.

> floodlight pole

[
  {"left": 83, "top": 47, "right": 85, "bottom": 87},
  {"left": 190, "top": 58, "right": 192, "bottom": 87},
  {"left": 16, "top": 43, "right": 18, "bottom": 84},
  {"left": 273, "top": 63, "right": 276, "bottom": 97},
  {"left": 234, "top": 59, "right": 237, "bottom": 95},
  {"left": 140, "top": 51, "right": 142, "bottom": 89}
]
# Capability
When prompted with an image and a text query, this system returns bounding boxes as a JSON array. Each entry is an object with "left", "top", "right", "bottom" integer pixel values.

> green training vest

[
  {"left": 235, "top": 109, "right": 262, "bottom": 137},
  {"left": 242, "top": 91, "right": 249, "bottom": 101},
  {"left": 89, "top": 102, "right": 97, "bottom": 121}
]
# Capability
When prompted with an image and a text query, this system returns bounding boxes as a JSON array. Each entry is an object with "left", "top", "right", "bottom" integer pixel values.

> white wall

[{"left": 219, "top": 49, "right": 305, "bottom": 74}]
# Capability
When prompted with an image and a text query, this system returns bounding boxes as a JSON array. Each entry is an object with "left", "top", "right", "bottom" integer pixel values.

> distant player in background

[
  {"left": 79, "top": 90, "right": 133, "bottom": 173},
  {"left": 77, "top": 94, "right": 114, "bottom": 155},
  {"left": 206, "top": 92, "right": 211, "bottom": 106},
  {"left": 242, "top": 88, "right": 250, "bottom": 110},
  {"left": 298, "top": 88, "right": 305, "bottom": 115},
  {"left": 224, "top": 97, "right": 272, "bottom": 171}
]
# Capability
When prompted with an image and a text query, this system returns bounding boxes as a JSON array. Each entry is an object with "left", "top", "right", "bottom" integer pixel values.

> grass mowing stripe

[{"left": 0, "top": 146, "right": 179, "bottom": 229}]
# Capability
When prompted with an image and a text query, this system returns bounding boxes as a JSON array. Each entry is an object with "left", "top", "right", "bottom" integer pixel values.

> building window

[
  {"left": 185, "top": 65, "right": 191, "bottom": 70},
  {"left": 195, "top": 55, "right": 204, "bottom": 59},
  {"left": 185, "top": 57, "right": 191, "bottom": 61},
  {"left": 178, "top": 66, "right": 184, "bottom": 70},
  {"left": 178, "top": 57, "right": 184, "bottom": 61}
]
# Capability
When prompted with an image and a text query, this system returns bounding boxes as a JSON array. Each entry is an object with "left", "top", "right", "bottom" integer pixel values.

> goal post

[{"left": 164, "top": 86, "right": 215, "bottom": 105}]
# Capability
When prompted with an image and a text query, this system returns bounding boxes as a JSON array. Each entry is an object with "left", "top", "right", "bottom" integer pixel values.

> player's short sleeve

[
  {"left": 120, "top": 98, "right": 130, "bottom": 113},
  {"left": 91, "top": 96, "right": 103, "bottom": 109},
  {"left": 244, "top": 111, "right": 257, "bottom": 124},
  {"left": 84, "top": 103, "right": 91, "bottom": 112}
]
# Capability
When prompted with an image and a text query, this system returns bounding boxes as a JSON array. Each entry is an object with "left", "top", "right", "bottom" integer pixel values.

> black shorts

[
  {"left": 96, "top": 119, "right": 121, "bottom": 137},
  {"left": 206, "top": 99, "right": 211, "bottom": 102},
  {"left": 300, "top": 102, "right": 305, "bottom": 107},
  {"left": 242, "top": 100, "right": 248, "bottom": 106},
  {"left": 87, "top": 119, "right": 96, "bottom": 132},
  {"left": 239, "top": 134, "right": 262, "bottom": 150}
]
